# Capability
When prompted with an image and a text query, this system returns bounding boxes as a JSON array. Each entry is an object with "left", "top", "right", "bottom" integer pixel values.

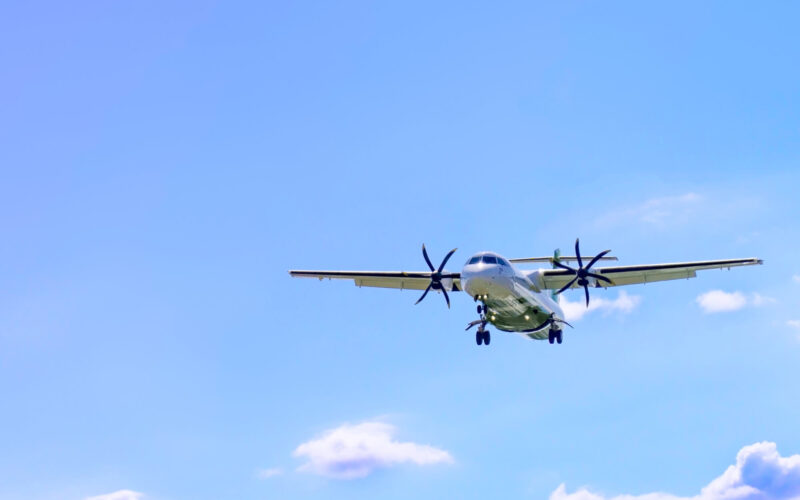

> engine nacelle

[
  {"left": 440, "top": 277, "right": 455, "bottom": 292},
  {"left": 524, "top": 270, "right": 545, "bottom": 292}
]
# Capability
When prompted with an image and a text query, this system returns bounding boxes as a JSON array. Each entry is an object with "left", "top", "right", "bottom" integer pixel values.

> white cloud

[
  {"left": 697, "top": 290, "right": 748, "bottom": 313},
  {"left": 85, "top": 491, "right": 144, "bottom": 500},
  {"left": 257, "top": 467, "right": 284, "bottom": 479},
  {"left": 551, "top": 441, "right": 800, "bottom": 500},
  {"left": 696, "top": 291, "right": 773, "bottom": 314},
  {"left": 793, "top": 275, "right": 800, "bottom": 284},
  {"left": 595, "top": 193, "right": 702, "bottom": 228},
  {"left": 559, "top": 291, "right": 641, "bottom": 322},
  {"left": 293, "top": 421, "right": 453, "bottom": 479}
]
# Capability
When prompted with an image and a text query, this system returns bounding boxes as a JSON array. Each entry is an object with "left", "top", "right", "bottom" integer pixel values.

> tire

[
  {"left": 548, "top": 331, "right": 555, "bottom": 344},
  {"left": 483, "top": 331, "right": 491, "bottom": 345},
  {"left": 556, "top": 330, "right": 563, "bottom": 344},
  {"left": 477, "top": 305, "right": 483, "bottom": 314},
  {"left": 476, "top": 331, "right": 483, "bottom": 345}
]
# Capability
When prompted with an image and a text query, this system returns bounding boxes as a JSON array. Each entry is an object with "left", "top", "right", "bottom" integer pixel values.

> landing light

[
  {"left": 524, "top": 315, "right": 530, "bottom": 321},
  {"left": 491, "top": 315, "right": 496, "bottom": 321}
]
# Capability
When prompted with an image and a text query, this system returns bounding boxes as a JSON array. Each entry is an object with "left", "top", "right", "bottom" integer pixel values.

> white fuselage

[{"left": 459, "top": 252, "right": 564, "bottom": 340}]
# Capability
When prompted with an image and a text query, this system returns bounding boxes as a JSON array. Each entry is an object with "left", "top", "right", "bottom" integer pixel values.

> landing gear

[
  {"left": 548, "top": 330, "right": 555, "bottom": 344},
  {"left": 477, "top": 304, "right": 483, "bottom": 314},
  {"left": 467, "top": 315, "right": 491, "bottom": 347},
  {"left": 556, "top": 329, "right": 563, "bottom": 344},
  {"left": 548, "top": 329, "right": 563, "bottom": 345}
]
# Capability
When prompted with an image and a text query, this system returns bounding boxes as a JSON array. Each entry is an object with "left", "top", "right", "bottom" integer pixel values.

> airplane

[{"left": 289, "top": 239, "right": 763, "bottom": 346}]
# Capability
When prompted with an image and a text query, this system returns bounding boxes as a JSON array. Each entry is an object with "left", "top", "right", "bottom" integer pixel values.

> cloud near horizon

[
  {"left": 695, "top": 290, "right": 772, "bottom": 314},
  {"left": 560, "top": 291, "right": 641, "bottom": 322},
  {"left": 551, "top": 441, "right": 800, "bottom": 500},
  {"left": 293, "top": 421, "right": 453, "bottom": 479},
  {"left": 85, "top": 491, "right": 144, "bottom": 500}
]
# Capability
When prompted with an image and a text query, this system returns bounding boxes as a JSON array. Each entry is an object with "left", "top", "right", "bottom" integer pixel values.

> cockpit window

[
  {"left": 482, "top": 256, "right": 497, "bottom": 264},
  {"left": 467, "top": 256, "right": 480, "bottom": 265},
  {"left": 497, "top": 258, "right": 510, "bottom": 266}
]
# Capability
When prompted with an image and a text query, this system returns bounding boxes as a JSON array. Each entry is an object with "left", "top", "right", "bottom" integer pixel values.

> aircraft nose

[{"left": 463, "top": 274, "right": 491, "bottom": 298}]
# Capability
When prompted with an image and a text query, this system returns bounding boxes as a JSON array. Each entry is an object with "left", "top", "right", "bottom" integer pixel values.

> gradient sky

[{"left": 2, "top": 2, "right": 800, "bottom": 499}]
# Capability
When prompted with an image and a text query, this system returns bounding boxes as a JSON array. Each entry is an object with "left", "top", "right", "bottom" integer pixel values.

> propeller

[
  {"left": 415, "top": 244, "right": 458, "bottom": 308},
  {"left": 553, "top": 239, "right": 614, "bottom": 307}
]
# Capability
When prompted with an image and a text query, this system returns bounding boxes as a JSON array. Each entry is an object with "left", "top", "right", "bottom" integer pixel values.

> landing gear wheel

[
  {"left": 476, "top": 331, "right": 483, "bottom": 345},
  {"left": 477, "top": 304, "right": 483, "bottom": 314},
  {"left": 548, "top": 330, "right": 555, "bottom": 344},
  {"left": 556, "top": 330, "right": 563, "bottom": 344},
  {"left": 483, "top": 331, "right": 491, "bottom": 345}
]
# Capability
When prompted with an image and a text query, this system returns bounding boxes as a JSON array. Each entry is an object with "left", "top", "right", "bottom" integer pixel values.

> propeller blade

[
  {"left": 574, "top": 239, "right": 583, "bottom": 268},
  {"left": 556, "top": 276, "right": 579, "bottom": 295},
  {"left": 584, "top": 285, "right": 590, "bottom": 307},
  {"left": 555, "top": 318, "right": 574, "bottom": 329},
  {"left": 415, "top": 283, "right": 433, "bottom": 305},
  {"left": 437, "top": 248, "right": 458, "bottom": 273},
  {"left": 553, "top": 260, "right": 577, "bottom": 273},
  {"left": 587, "top": 272, "right": 613, "bottom": 285},
  {"left": 442, "top": 287, "right": 451, "bottom": 308},
  {"left": 421, "top": 244, "right": 435, "bottom": 271},
  {"left": 585, "top": 249, "right": 612, "bottom": 270}
]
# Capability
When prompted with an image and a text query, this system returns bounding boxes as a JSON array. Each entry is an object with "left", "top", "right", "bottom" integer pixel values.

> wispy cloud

[
  {"left": 595, "top": 193, "right": 702, "bottom": 229},
  {"left": 696, "top": 290, "right": 773, "bottom": 313},
  {"left": 85, "top": 491, "right": 144, "bottom": 500},
  {"left": 257, "top": 467, "right": 284, "bottom": 479},
  {"left": 793, "top": 275, "right": 800, "bottom": 284},
  {"left": 293, "top": 421, "right": 453, "bottom": 479},
  {"left": 559, "top": 291, "right": 641, "bottom": 322},
  {"left": 550, "top": 441, "right": 800, "bottom": 500},
  {"left": 788, "top": 321, "right": 800, "bottom": 341}
]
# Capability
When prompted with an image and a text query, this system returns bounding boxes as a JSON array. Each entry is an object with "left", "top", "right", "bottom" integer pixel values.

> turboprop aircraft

[{"left": 289, "top": 239, "right": 762, "bottom": 346}]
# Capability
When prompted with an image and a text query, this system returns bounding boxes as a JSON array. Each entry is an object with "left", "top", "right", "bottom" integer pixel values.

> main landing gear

[
  {"left": 467, "top": 301, "right": 491, "bottom": 347},
  {"left": 548, "top": 329, "right": 563, "bottom": 345},
  {"left": 467, "top": 318, "right": 491, "bottom": 347}
]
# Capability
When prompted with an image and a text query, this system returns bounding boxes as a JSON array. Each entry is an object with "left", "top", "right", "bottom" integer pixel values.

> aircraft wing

[
  {"left": 539, "top": 258, "right": 763, "bottom": 290},
  {"left": 289, "top": 270, "right": 462, "bottom": 291}
]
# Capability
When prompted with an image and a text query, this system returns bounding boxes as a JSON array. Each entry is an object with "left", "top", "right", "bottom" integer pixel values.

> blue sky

[{"left": 2, "top": 2, "right": 800, "bottom": 499}]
